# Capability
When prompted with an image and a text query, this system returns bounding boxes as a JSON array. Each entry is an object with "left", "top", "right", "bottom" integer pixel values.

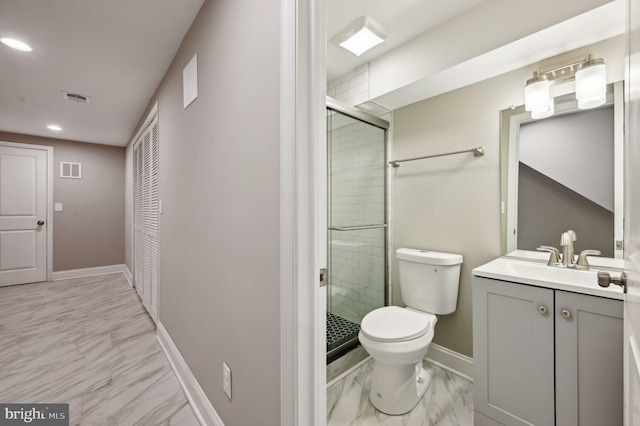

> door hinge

[{"left": 320, "top": 268, "right": 328, "bottom": 287}]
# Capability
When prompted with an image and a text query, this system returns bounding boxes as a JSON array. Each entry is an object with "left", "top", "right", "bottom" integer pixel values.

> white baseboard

[
  {"left": 52, "top": 264, "right": 128, "bottom": 281},
  {"left": 326, "top": 355, "right": 371, "bottom": 388},
  {"left": 426, "top": 343, "right": 474, "bottom": 382},
  {"left": 157, "top": 322, "right": 224, "bottom": 426}
]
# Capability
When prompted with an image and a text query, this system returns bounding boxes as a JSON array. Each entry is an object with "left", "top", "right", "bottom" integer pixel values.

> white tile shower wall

[
  {"left": 329, "top": 113, "right": 386, "bottom": 324},
  {"left": 327, "top": 64, "right": 370, "bottom": 107}
]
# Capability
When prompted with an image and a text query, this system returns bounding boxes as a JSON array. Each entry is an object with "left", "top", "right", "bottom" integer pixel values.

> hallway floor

[{"left": 0, "top": 273, "right": 199, "bottom": 425}]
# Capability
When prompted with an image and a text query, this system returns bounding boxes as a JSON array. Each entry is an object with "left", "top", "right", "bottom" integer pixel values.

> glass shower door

[{"left": 326, "top": 105, "right": 387, "bottom": 360}]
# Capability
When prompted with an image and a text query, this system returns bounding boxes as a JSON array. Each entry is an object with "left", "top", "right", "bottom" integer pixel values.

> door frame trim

[
  {"left": 0, "top": 141, "right": 54, "bottom": 282},
  {"left": 280, "top": 0, "right": 327, "bottom": 423}
]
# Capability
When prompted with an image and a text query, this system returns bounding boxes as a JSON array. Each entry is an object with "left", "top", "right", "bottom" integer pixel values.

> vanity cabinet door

[
  {"left": 473, "top": 277, "right": 555, "bottom": 426},
  {"left": 555, "top": 291, "right": 623, "bottom": 426}
]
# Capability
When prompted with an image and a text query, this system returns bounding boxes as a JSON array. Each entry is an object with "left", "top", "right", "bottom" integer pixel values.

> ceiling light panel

[
  {"left": 0, "top": 37, "right": 32, "bottom": 52},
  {"left": 335, "top": 17, "right": 387, "bottom": 57}
]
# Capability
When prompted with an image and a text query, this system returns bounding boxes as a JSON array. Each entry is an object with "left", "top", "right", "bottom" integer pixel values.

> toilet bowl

[
  {"left": 359, "top": 248, "right": 462, "bottom": 415},
  {"left": 358, "top": 306, "right": 437, "bottom": 415}
]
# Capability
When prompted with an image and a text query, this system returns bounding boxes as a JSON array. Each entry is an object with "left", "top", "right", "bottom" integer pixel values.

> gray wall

[
  {"left": 126, "top": 0, "right": 281, "bottom": 424},
  {"left": 391, "top": 82, "right": 503, "bottom": 357},
  {"left": 0, "top": 132, "right": 125, "bottom": 272},
  {"left": 519, "top": 106, "right": 614, "bottom": 212},
  {"left": 518, "top": 163, "right": 614, "bottom": 256},
  {"left": 517, "top": 106, "right": 616, "bottom": 256},
  {"left": 390, "top": 36, "right": 624, "bottom": 357}
]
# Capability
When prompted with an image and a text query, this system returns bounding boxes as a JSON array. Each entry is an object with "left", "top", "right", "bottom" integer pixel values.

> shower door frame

[
  {"left": 326, "top": 97, "right": 391, "bottom": 134},
  {"left": 326, "top": 97, "right": 390, "bottom": 360}
]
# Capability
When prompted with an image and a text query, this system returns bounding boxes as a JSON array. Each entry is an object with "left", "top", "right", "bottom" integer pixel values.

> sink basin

[{"left": 473, "top": 257, "right": 624, "bottom": 300}]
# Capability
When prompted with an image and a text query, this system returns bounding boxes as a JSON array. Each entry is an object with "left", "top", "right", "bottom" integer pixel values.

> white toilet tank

[{"left": 397, "top": 248, "right": 463, "bottom": 315}]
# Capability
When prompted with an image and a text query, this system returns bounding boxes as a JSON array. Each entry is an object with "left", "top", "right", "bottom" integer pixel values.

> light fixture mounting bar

[{"left": 535, "top": 54, "right": 593, "bottom": 84}]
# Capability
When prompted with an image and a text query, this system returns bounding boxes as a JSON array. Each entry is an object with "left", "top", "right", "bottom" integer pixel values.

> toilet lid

[{"left": 360, "top": 306, "right": 435, "bottom": 342}]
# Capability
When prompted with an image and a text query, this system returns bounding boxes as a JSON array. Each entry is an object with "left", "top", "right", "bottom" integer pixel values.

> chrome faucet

[
  {"left": 537, "top": 230, "right": 601, "bottom": 269},
  {"left": 560, "top": 230, "right": 577, "bottom": 267}
]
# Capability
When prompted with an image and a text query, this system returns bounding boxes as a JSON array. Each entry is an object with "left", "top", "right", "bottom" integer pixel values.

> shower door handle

[{"left": 329, "top": 224, "right": 388, "bottom": 231}]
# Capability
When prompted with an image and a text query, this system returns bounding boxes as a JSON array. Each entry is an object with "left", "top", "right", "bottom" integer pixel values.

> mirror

[{"left": 500, "top": 82, "right": 624, "bottom": 259}]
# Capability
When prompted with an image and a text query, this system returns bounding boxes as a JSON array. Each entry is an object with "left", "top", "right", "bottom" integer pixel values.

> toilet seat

[{"left": 361, "top": 306, "right": 436, "bottom": 343}]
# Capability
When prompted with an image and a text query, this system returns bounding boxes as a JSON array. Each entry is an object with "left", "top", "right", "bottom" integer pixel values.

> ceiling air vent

[{"left": 62, "top": 91, "right": 91, "bottom": 104}]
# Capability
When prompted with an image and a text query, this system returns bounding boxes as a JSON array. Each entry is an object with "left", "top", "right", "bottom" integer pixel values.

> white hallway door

[{"left": 0, "top": 145, "right": 47, "bottom": 286}]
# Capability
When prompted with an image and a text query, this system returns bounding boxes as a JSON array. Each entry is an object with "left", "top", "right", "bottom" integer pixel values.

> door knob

[
  {"left": 597, "top": 271, "right": 628, "bottom": 293},
  {"left": 37, "top": 220, "right": 45, "bottom": 226},
  {"left": 538, "top": 305, "right": 548, "bottom": 315},
  {"left": 561, "top": 309, "right": 572, "bottom": 319}
]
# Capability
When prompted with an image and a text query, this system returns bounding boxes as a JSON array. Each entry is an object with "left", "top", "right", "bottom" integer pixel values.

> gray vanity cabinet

[
  {"left": 473, "top": 277, "right": 555, "bottom": 426},
  {"left": 473, "top": 276, "right": 623, "bottom": 426},
  {"left": 554, "top": 290, "right": 623, "bottom": 426}
]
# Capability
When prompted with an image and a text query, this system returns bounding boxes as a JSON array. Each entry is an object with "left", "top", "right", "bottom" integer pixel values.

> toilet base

[{"left": 368, "top": 361, "right": 431, "bottom": 415}]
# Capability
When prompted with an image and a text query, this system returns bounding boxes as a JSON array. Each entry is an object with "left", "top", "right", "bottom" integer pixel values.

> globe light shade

[
  {"left": 575, "top": 59, "right": 606, "bottom": 109},
  {"left": 524, "top": 75, "right": 550, "bottom": 112}
]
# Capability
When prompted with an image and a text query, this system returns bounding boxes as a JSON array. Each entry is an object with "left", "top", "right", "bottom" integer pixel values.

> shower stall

[{"left": 326, "top": 97, "right": 389, "bottom": 361}]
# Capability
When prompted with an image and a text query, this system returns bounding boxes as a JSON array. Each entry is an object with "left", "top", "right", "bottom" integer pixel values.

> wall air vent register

[
  {"left": 60, "top": 162, "right": 82, "bottom": 179},
  {"left": 62, "top": 91, "right": 91, "bottom": 104}
]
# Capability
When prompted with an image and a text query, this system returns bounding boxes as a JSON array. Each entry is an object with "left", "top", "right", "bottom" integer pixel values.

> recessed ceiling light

[
  {"left": 334, "top": 17, "right": 387, "bottom": 57},
  {"left": 47, "top": 124, "right": 62, "bottom": 131},
  {"left": 0, "top": 37, "right": 32, "bottom": 52}
]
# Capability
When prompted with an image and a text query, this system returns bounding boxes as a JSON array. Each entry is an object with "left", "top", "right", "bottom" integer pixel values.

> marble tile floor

[
  {"left": 327, "top": 358, "right": 473, "bottom": 426},
  {"left": 0, "top": 273, "right": 199, "bottom": 426}
]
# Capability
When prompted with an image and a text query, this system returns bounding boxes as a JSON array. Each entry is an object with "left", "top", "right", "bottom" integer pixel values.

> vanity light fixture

[
  {"left": 0, "top": 37, "right": 32, "bottom": 52},
  {"left": 524, "top": 54, "right": 606, "bottom": 119},
  {"left": 334, "top": 17, "right": 387, "bottom": 57}
]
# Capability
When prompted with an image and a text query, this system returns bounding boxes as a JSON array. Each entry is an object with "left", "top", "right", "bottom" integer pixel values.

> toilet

[{"left": 358, "top": 248, "right": 463, "bottom": 415}]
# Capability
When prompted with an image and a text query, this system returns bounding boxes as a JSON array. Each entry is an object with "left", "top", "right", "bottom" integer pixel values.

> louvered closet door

[{"left": 133, "top": 116, "right": 159, "bottom": 322}]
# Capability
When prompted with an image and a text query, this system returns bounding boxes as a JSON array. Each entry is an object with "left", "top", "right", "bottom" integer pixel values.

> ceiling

[
  {"left": 327, "top": 0, "right": 625, "bottom": 110},
  {"left": 0, "top": 0, "right": 204, "bottom": 147},
  {"left": 326, "top": 0, "right": 488, "bottom": 82},
  {"left": 0, "top": 0, "right": 625, "bottom": 147}
]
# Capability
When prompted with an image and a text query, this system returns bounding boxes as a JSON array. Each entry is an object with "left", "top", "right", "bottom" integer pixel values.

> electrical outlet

[{"left": 223, "top": 362, "right": 232, "bottom": 400}]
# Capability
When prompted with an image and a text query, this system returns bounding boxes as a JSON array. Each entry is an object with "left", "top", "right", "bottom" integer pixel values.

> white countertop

[{"left": 473, "top": 256, "right": 625, "bottom": 301}]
